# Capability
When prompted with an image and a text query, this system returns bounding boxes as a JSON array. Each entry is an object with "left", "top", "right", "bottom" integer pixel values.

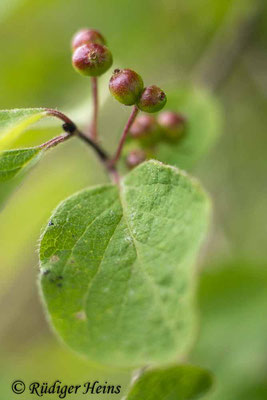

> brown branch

[
  {"left": 45, "top": 108, "right": 76, "bottom": 128},
  {"left": 44, "top": 108, "right": 120, "bottom": 184}
]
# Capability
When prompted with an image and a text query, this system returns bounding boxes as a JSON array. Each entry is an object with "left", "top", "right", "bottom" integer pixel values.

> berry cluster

[
  {"left": 109, "top": 69, "right": 166, "bottom": 113},
  {"left": 126, "top": 110, "right": 186, "bottom": 168},
  {"left": 130, "top": 111, "right": 185, "bottom": 142},
  {"left": 71, "top": 28, "right": 185, "bottom": 170}
]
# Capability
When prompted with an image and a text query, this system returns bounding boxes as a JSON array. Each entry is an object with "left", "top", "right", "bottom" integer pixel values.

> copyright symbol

[{"left": 12, "top": 380, "right": 25, "bottom": 394}]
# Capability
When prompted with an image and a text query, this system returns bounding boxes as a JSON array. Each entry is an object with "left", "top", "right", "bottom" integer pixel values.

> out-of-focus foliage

[
  {"left": 125, "top": 365, "right": 213, "bottom": 400},
  {"left": 191, "top": 261, "right": 267, "bottom": 400},
  {"left": 0, "top": 0, "right": 266, "bottom": 398}
]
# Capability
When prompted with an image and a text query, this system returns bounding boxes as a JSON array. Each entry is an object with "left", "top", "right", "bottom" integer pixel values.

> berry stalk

[
  {"left": 40, "top": 132, "right": 72, "bottom": 150},
  {"left": 90, "top": 77, "right": 99, "bottom": 141},
  {"left": 110, "top": 105, "right": 139, "bottom": 167}
]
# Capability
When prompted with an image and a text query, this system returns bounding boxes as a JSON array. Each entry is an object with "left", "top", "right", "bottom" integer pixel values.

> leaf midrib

[{"left": 119, "top": 180, "right": 178, "bottom": 340}]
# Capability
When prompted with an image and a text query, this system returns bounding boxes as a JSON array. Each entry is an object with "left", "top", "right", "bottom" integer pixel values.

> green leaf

[
  {"left": 0, "top": 108, "right": 64, "bottom": 209},
  {"left": 0, "top": 148, "right": 42, "bottom": 182},
  {"left": 155, "top": 87, "right": 222, "bottom": 169},
  {"left": 0, "top": 108, "right": 46, "bottom": 150},
  {"left": 0, "top": 147, "right": 43, "bottom": 209},
  {"left": 39, "top": 160, "right": 210, "bottom": 367},
  {"left": 125, "top": 365, "right": 213, "bottom": 400}
]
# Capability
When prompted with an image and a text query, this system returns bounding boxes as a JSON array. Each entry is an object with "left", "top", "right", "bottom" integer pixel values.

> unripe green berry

[
  {"left": 158, "top": 111, "right": 186, "bottom": 140},
  {"left": 129, "top": 114, "right": 157, "bottom": 138},
  {"left": 126, "top": 149, "right": 146, "bottom": 169},
  {"left": 137, "top": 85, "right": 167, "bottom": 113},
  {"left": 72, "top": 28, "right": 106, "bottom": 51},
  {"left": 72, "top": 43, "right": 113, "bottom": 77},
  {"left": 109, "top": 69, "right": 144, "bottom": 106}
]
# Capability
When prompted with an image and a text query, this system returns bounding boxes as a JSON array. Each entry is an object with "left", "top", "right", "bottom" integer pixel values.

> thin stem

[
  {"left": 40, "top": 132, "right": 72, "bottom": 150},
  {"left": 77, "top": 129, "right": 109, "bottom": 162},
  {"left": 77, "top": 129, "right": 120, "bottom": 184},
  {"left": 44, "top": 107, "right": 120, "bottom": 184},
  {"left": 90, "top": 77, "right": 98, "bottom": 141},
  {"left": 40, "top": 109, "right": 77, "bottom": 150},
  {"left": 110, "top": 105, "right": 139, "bottom": 167},
  {"left": 45, "top": 108, "right": 76, "bottom": 129}
]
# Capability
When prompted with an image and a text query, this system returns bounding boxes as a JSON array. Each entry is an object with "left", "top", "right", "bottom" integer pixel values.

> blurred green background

[{"left": 0, "top": 0, "right": 266, "bottom": 398}]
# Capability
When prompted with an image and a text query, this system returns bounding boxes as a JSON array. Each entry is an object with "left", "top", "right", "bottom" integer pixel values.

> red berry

[
  {"left": 126, "top": 149, "right": 146, "bottom": 169},
  {"left": 72, "top": 28, "right": 106, "bottom": 51},
  {"left": 72, "top": 43, "right": 113, "bottom": 77},
  {"left": 158, "top": 111, "right": 186, "bottom": 130},
  {"left": 137, "top": 85, "right": 167, "bottom": 113},
  {"left": 109, "top": 69, "right": 144, "bottom": 106},
  {"left": 158, "top": 111, "right": 186, "bottom": 140},
  {"left": 129, "top": 114, "right": 156, "bottom": 138}
]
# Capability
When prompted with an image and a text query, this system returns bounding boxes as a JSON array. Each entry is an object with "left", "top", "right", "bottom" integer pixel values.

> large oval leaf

[
  {"left": 39, "top": 160, "right": 210, "bottom": 367},
  {"left": 125, "top": 365, "right": 213, "bottom": 400}
]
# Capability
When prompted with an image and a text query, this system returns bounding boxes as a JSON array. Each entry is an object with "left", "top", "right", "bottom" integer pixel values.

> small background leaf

[
  {"left": 0, "top": 107, "right": 68, "bottom": 210},
  {"left": 0, "top": 108, "right": 47, "bottom": 150},
  {"left": 0, "top": 148, "right": 42, "bottom": 182},
  {"left": 125, "top": 365, "right": 213, "bottom": 400},
  {"left": 39, "top": 160, "right": 210, "bottom": 367},
  {"left": 0, "top": 147, "right": 43, "bottom": 209}
]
